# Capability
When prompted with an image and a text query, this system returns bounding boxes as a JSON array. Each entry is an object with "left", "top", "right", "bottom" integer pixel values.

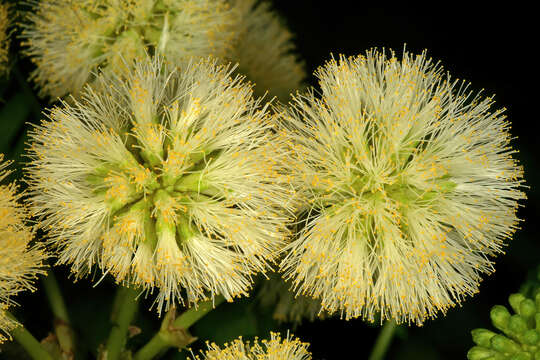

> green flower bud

[
  {"left": 521, "top": 299, "right": 537, "bottom": 319},
  {"left": 523, "top": 329, "right": 539, "bottom": 346},
  {"left": 510, "top": 294, "right": 527, "bottom": 314},
  {"left": 512, "top": 353, "right": 533, "bottom": 360},
  {"left": 509, "top": 315, "right": 529, "bottom": 334},
  {"left": 535, "top": 293, "right": 540, "bottom": 312},
  {"left": 472, "top": 329, "right": 498, "bottom": 347},
  {"left": 467, "top": 346, "right": 497, "bottom": 360},
  {"left": 490, "top": 335, "right": 520, "bottom": 354},
  {"left": 492, "top": 305, "right": 512, "bottom": 331}
]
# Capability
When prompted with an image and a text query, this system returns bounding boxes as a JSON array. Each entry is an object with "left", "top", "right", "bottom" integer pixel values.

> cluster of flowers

[
  {"left": 468, "top": 292, "right": 540, "bottom": 360},
  {"left": 0, "top": 0, "right": 527, "bottom": 356}
]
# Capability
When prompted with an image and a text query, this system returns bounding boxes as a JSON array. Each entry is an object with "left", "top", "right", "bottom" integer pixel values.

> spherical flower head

[
  {"left": 258, "top": 272, "right": 325, "bottom": 326},
  {"left": 26, "top": 56, "right": 295, "bottom": 312},
  {"left": 468, "top": 292, "right": 540, "bottom": 360},
  {"left": 228, "top": 0, "right": 305, "bottom": 102},
  {"left": 0, "top": 2, "right": 10, "bottom": 76},
  {"left": 192, "top": 332, "right": 311, "bottom": 360},
  {"left": 279, "top": 49, "right": 526, "bottom": 325},
  {"left": 0, "top": 155, "right": 47, "bottom": 342},
  {"left": 22, "top": 0, "right": 235, "bottom": 99}
]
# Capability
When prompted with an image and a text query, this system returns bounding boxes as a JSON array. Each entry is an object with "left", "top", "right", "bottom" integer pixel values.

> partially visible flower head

[
  {"left": 258, "top": 272, "right": 325, "bottom": 326},
  {"left": 0, "top": 155, "right": 47, "bottom": 342},
  {"left": 468, "top": 292, "right": 540, "bottom": 360},
  {"left": 279, "top": 49, "right": 526, "bottom": 325},
  {"left": 0, "top": 2, "right": 10, "bottom": 75},
  {"left": 22, "top": 0, "right": 235, "bottom": 99},
  {"left": 26, "top": 56, "right": 294, "bottom": 312},
  {"left": 192, "top": 332, "right": 311, "bottom": 360},
  {"left": 229, "top": 0, "right": 305, "bottom": 102}
]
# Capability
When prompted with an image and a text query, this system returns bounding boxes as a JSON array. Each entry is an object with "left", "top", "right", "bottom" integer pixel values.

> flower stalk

[
  {"left": 104, "top": 286, "right": 140, "bottom": 360},
  {"left": 41, "top": 269, "right": 76, "bottom": 359},
  {"left": 133, "top": 296, "right": 225, "bottom": 360},
  {"left": 7, "top": 312, "right": 55, "bottom": 360},
  {"left": 368, "top": 320, "right": 398, "bottom": 360}
]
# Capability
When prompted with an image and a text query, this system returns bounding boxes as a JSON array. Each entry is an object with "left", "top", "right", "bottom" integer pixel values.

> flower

[
  {"left": 0, "top": 155, "right": 47, "bottom": 342},
  {"left": 258, "top": 272, "right": 325, "bottom": 326},
  {"left": 26, "top": 56, "right": 294, "bottom": 312},
  {"left": 192, "top": 332, "right": 311, "bottom": 360},
  {"left": 278, "top": 49, "right": 526, "bottom": 325},
  {"left": 468, "top": 292, "right": 540, "bottom": 360},
  {"left": 21, "top": 0, "right": 235, "bottom": 99},
  {"left": 0, "top": 2, "right": 10, "bottom": 75},
  {"left": 229, "top": 0, "right": 305, "bottom": 101}
]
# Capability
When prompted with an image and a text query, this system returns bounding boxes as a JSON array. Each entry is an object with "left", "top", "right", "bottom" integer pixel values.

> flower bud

[
  {"left": 521, "top": 299, "right": 537, "bottom": 319},
  {"left": 523, "top": 329, "right": 539, "bottom": 346},
  {"left": 472, "top": 329, "right": 498, "bottom": 347},
  {"left": 467, "top": 346, "right": 496, "bottom": 360},
  {"left": 490, "top": 335, "right": 520, "bottom": 354},
  {"left": 491, "top": 305, "right": 511, "bottom": 332},
  {"left": 510, "top": 293, "right": 527, "bottom": 314},
  {"left": 509, "top": 315, "right": 528, "bottom": 334}
]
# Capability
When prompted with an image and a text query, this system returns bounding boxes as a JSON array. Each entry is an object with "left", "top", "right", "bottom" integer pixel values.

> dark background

[{"left": 0, "top": 1, "right": 537, "bottom": 359}]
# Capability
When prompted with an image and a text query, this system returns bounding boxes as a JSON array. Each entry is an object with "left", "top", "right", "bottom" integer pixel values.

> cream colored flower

[
  {"left": 26, "top": 56, "right": 294, "bottom": 312},
  {"left": 0, "top": 2, "right": 10, "bottom": 75},
  {"left": 279, "top": 49, "right": 526, "bottom": 325},
  {"left": 22, "top": 0, "right": 235, "bottom": 99},
  {"left": 229, "top": 0, "right": 305, "bottom": 102},
  {"left": 0, "top": 155, "right": 47, "bottom": 342},
  {"left": 192, "top": 332, "right": 311, "bottom": 360}
]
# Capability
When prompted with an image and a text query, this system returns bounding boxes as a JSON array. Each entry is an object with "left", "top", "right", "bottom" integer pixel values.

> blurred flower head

[
  {"left": 22, "top": 0, "right": 235, "bottom": 99},
  {"left": 0, "top": 2, "right": 10, "bottom": 75},
  {"left": 229, "top": 0, "right": 305, "bottom": 102},
  {"left": 279, "top": 49, "right": 526, "bottom": 325},
  {"left": 0, "top": 155, "right": 47, "bottom": 342},
  {"left": 258, "top": 272, "right": 325, "bottom": 326},
  {"left": 26, "top": 56, "right": 294, "bottom": 312},
  {"left": 192, "top": 332, "right": 311, "bottom": 360}
]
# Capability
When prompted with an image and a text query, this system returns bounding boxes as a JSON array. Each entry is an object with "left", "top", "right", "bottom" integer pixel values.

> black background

[{"left": 1, "top": 2, "right": 538, "bottom": 360}]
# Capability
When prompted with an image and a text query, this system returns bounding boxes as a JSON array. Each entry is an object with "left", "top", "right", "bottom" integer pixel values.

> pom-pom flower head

[
  {"left": 26, "top": 56, "right": 294, "bottom": 312},
  {"left": 192, "top": 332, "right": 311, "bottom": 360},
  {"left": 0, "top": 155, "right": 47, "bottom": 342},
  {"left": 279, "top": 49, "right": 526, "bottom": 325},
  {"left": 22, "top": 0, "right": 235, "bottom": 99},
  {"left": 230, "top": 0, "right": 305, "bottom": 101}
]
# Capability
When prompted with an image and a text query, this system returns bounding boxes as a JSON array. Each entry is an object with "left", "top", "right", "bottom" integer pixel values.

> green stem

[
  {"left": 7, "top": 313, "right": 55, "bottom": 360},
  {"left": 41, "top": 269, "right": 76, "bottom": 358},
  {"left": 105, "top": 286, "right": 140, "bottom": 360},
  {"left": 133, "top": 296, "right": 225, "bottom": 360},
  {"left": 368, "top": 320, "right": 398, "bottom": 360}
]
